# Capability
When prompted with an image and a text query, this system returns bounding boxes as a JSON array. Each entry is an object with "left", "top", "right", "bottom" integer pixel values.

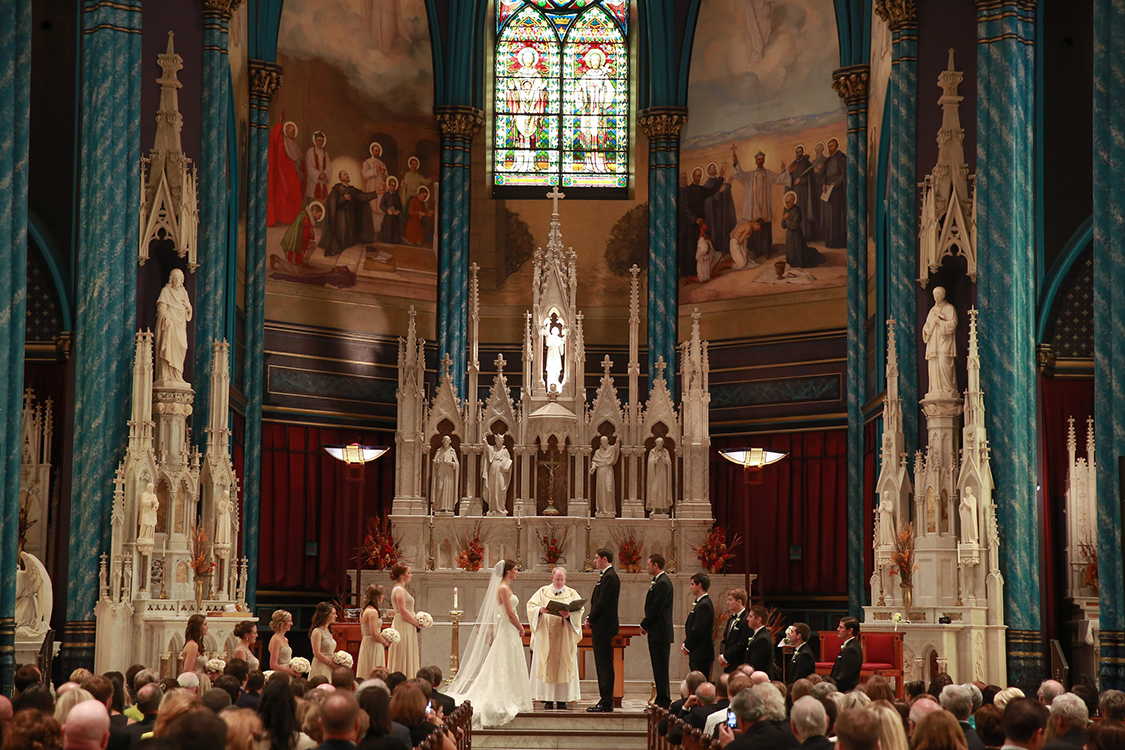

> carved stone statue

[
  {"left": 589, "top": 435, "right": 620, "bottom": 517},
  {"left": 877, "top": 491, "right": 896, "bottom": 547},
  {"left": 959, "top": 487, "right": 979, "bottom": 545},
  {"left": 215, "top": 489, "right": 232, "bottom": 547},
  {"left": 15, "top": 552, "right": 51, "bottom": 637},
  {"left": 431, "top": 435, "right": 460, "bottom": 515},
  {"left": 155, "top": 268, "right": 194, "bottom": 385},
  {"left": 921, "top": 285, "right": 958, "bottom": 398},
  {"left": 481, "top": 434, "right": 513, "bottom": 514},
  {"left": 544, "top": 321, "right": 566, "bottom": 392},
  {"left": 646, "top": 437, "right": 672, "bottom": 513},
  {"left": 138, "top": 482, "right": 159, "bottom": 545}
]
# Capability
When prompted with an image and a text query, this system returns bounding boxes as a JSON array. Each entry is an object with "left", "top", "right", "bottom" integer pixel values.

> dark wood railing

[
  {"left": 649, "top": 707, "right": 719, "bottom": 750},
  {"left": 418, "top": 700, "right": 472, "bottom": 750}
]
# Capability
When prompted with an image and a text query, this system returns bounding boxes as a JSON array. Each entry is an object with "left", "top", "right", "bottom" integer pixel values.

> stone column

[
  {"left": 833, "top": 65, "right": 870, "bottom": 616},
  {"left": 242, "top": 60, "right": 282, "bottom": 609},
  {"left": 435, "top": 106, "right": 483, "bottom": 397},
  {"left": 1093, "top": 0, "right": 1125, "bottom": 691},
  {"left": 975, "top": 0, "right": 1041, "bottom": 689},
  {"left": 63, "top": 0, "right": 143, "bottom": 677},
  {"left": 638, "top": 108, "right": 687, "bottom": 396},
  {"left": 0, "top": 0, "right": 31, "bottom": 696}
]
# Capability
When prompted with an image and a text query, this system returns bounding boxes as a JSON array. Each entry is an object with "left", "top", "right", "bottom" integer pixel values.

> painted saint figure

[
  {"left": 305, "top": 131, "right": 331, "bottom": 205},
  {"left": 432, "top": 435, "right": 460, "bottom": 515},
  {"left": 404, "top": 186, "right": 432, "bottom": 246},
  {"left": 482, "top": 435, "right": 513, "bottom": 515},
  {"left": 379, "top": 176, "right": 404, "bottom": 245},
  {"left": 589, "top": 436, "right": 620, "bottom": 517},
  {"left": 279, "top": 201, "right": 323, "bottom": 266},
  {"left": 787, "top": 145, "right": 818, "bottom": 239},
  {"left": 362, "top": 142, "right": 389, "bottom": 233},
  {"left": 781, "top": 191, "right": 825, "bottom": 269},
  {"left": 922, "top": 285, "right": 958, "bottom": 398},
  {"left": 576, "top": 48, "right": 616, "bottom": 173},
  {"left": 268, "top": 120, "right": 305, "bottom": 226},
  {"left": 679, "top": 167, "right": 726, "bottom": 276},
  {"left": 319, "top": 171, "right": 379, "bottom": 257},
  {"left": 646, "top": 437, "right": 672, "bottom": 514},
  {"left": 731, "top": 146, "right": 791, "bottom": 261},
  {"left": 507, "top": 46, "right": 548, "bottom": 172},
  {"left": 821, "top": 138, "right": 847, "bottom": 248},
  {"left": 155, "top": 269, "right": 193, "bottom": 386}
]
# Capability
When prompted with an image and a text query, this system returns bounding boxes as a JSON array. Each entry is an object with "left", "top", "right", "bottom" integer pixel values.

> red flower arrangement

[
  {"left": 611, "top": 528, "right": 643, "bottom": 572},
  {"left": 691, "top": 525, "right": 742, "bottom": 573},
  {"left": 537, "top": 524, "right": 570, "bottom": 565},
  {"left": 359, "top": 516, "right": 402, "bottom": 570},
  {"left": 188, "top": 522, "right": 215, "bottom": 580},
  {"left": 456, "top": 522, "right": 488, "bottom": 572}
]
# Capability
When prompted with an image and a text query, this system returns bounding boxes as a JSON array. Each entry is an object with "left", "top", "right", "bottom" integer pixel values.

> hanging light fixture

[
  {"left": 719, "top": 448, "right": 787, "bottom": 485},
  {"left": 324, "top": 444, "right": 389, "bottom": 464}
]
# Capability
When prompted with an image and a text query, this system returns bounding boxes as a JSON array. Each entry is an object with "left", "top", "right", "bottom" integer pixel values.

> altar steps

[{"left": 472, "top": 708, "right": 649, "bottom": 750}]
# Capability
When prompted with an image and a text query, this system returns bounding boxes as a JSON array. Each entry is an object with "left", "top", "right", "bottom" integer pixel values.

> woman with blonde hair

[
  {"left": 866, "top": 699, "right": 909, "bottom": 750},
  {"left": 357, "top": 584, "right": 390, "bottom": 680},
  {"left": 269, "top": 609, "right": 299, "bottom": 677},
  {"left": 911, "top": 709, "right": 968, "bottom": 750},
  {"left": 222, "top": 708, "right": 267, "bottom": 750},
  {"left": 53, "top": 688, "right": 95, "bottom": 724},
  {"left": 992, "top": 686, "right": 1025, "bottom": 711}
]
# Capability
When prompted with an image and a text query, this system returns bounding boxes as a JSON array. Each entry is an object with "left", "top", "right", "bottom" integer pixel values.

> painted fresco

[{"left": 679, "top": 0, "right": 846, "bottom": 312}]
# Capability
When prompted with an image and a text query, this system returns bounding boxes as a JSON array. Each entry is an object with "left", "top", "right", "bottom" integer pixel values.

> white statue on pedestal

[
  {"left": 215, "top": 489, "right": 232, "bottom": 547},
  {"left": 544, "top": 322, "right": 566, "bottom": 392},
  {"left": 155, "top": 268, "right": 193, "bottom": 385},
  {"left": 959, "top": 487, "right": 978, "bottom": 545},
  {"left": 482, "top": 435, "right": 513, "bottom": 514},
  {"left": 431, "top": 435, "right": 460, "bottom": 514},
  {"left": 589, "top": 436, "right": 620, "bottom": 517},
  {"left": 138, "top": 482, "right": 159, "bottom": 545},
  {"left": 15, "top": 552, "right": 51, "bottom": 638},
  {"left": 877, "top": 491, "right": 896, "bottom": 547},
  {"left": 922, "top": 286, "right": 958, "bottom": 398},
  {"left": 646, "top": 437, "right": 672, "bottom": 513}
]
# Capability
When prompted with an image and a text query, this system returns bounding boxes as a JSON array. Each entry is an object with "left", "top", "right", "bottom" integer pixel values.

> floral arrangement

[
  {"left": 205, "top": 657, "right": 226, "bottom": 673},
  {"left": 890, "top": 522, "right": 918, "bottom": 587},
  {"left": 455, "top": 522, "right": 489, "bottom": 571},
  {"left": 1078, "top": 537, "right": 1099, "bottom": 594},
  {"left": 610, "top": 528, "right": 643, "bottom": 572},
  {"left": 416, "top": 611, "right": 434, "bottom": 629},
  {"left": 381, "top": 627, "right": 402, "bottom": 645},
  {"left": 188, "top": 522, "right": 215, "bottom": 580},
  {"left": 332, "top": 651, "right": 354, "bottom": 669},
  {"left": 288, "top": 656, "right": 311, "bottom": 674},
  {"left": 359, "top": 516, "right": 403, "bottom": 571},
  {"left": 891, "top": 612, "right": 903, "bottom": 624},
  {"left": 764, "top": 606, "right": 786, "bottom": 642},
  {"left": 537, "top": 524, "right": 570, "bottom": 565},
  {"left": 690, "top": 525, "right": 742, "bottom": 574}
]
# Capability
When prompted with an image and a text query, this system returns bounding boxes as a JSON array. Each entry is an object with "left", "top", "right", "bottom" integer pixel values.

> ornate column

[
  {"left": 0, "top": 0, "right": 31, "bottom": 696},
  {"left": 1093, "top": 0, "right": 1125, "bottom": 691},
  {"left": 194, "top": 0, "right": 241, "bottom": 439},
  {"left": 64, "top": 0, "right": 143, "bottom": 676},
  {"left": 434, "top": 106, "right": 482, "bottom": 397},
  {"left": 975, "top": 0, "right": 1040, "bottom": 688},
  {"left": 242, "top": 60, "right": 282, "bottom": 609},
  {"left": 833, "top": 65, "right": 870, "bottom": 616},
  {"left": 638, "top": 107, "right": 687, "bottom": 395}
]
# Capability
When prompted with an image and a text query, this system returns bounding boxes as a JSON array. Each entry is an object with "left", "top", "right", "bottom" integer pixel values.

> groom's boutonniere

[{"left": 690, "top": 601, "right": 698, "bottom": 613}]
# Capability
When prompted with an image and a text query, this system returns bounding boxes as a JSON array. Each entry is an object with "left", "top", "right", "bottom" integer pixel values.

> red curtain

[
  {"left": 710, "top": 430, "right": 848, "bottom": 596},
  {"left": 259, "top": 422, "right": 395, "bottom": 592}
]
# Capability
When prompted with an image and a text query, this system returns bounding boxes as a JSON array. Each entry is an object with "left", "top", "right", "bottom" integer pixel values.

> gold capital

[
  {"left": 638, "top": 107, "right": 689, "bottom": 139},
  {"left": 832, "top": 65, "right": 870, "bottom": 104}
]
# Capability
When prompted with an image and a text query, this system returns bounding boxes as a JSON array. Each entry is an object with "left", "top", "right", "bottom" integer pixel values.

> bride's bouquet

[
  {"left": 205, "top": 657, "right": 226, "bottom": 674},
  {"left": 332, "top": 651, "right": 354, "bottom": 669},
  {"left": 288, "top": 656, "right": 311, "bottom": 674},
  {"left": 416, "top": 611, "right": 434, "bottom": 628},
  {"left": 381, "top": 627, "right": 402, "bottom": 645}
]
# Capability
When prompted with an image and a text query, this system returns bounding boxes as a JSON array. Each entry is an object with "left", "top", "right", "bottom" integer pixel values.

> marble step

[{"left": 472, "top": 710, "right": 648, "bottom": 750}]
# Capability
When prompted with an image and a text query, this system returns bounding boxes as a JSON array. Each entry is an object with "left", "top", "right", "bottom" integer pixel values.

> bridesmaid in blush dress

[
  {"left": 269, "top": 609, "right": 299, "bottom": 677},
  {"left": 356, "top": 584, "right": 390, "bottom": 680},
  {"left": 387, "top": 563, "right": 422, "bottom": 679},
  {"left": 309, "top": 602, "right": 338, "bottom": 681}
]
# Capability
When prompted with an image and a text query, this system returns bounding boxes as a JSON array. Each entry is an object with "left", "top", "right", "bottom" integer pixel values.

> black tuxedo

[
  {"left": 746, "top": 625, "right": 775, "bottom": 676},
  {"left": 788, "top": 643, "right": 815, "bottom": 684},
  {"left": 830, "top": 637, "right": 862, "bottom": 692},
  {"left": 588, "top": 565, "right": 620, "bottom": 706},
  {"left": 683, "top": 595, "right": 715, "bottom": 677},
  {"left": 431, "top": 689, "right": 456, "bottom": 716},
  {"left": 642, "top": 572, "right": 675, "bottom": 707},
  {"left": 959, "top": 721, "right": 986, "bottom": 750},
  {"left": 720, "top": 609, "right": 750, "bottom": 672}
]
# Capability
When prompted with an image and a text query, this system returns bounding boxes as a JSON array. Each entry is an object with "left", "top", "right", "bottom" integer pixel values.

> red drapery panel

[
  {"left": 259, "top": 422, "right": 395, "bottom": 592},
  {"left": 710, "top": 430, "right": 848, "bottom": 597}
]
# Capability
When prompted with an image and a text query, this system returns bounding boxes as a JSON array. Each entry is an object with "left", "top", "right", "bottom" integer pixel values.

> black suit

[
  {"left": 1043, "top": 726, "right": 1087, "bottom": 750},
  {"left": 106, "top": 724, "right": 132, "bottom": 750},
  {"left": 959, "top": 721, "right": 986, "bottom": 750},
  {"left": 788, "top": 643, "right": 815, "bottom": 684},
  {"left": 726, "top": 719, "right": 799, "bottom": 750},
  {"left": 684, "top": 595, "right": 715, "bottom": 677},
  {"left": 642, "top": 572, "right": 675, "bottom": 707},
  {"left": 798, "top": 735, "right": 834, "bottom": 750},
  {"left": 720, "top": 609, "right": 750, "bottom": 672},
  {"left": 830, "top": 637, "right": 862, "bottom": 692},
  {"left": 123, "top": 714, "right": 157, "bottom": 744},
  {"left": 588, "top": 565, "right": 620, "bottom": 706},
  {"left": 659, "top": 698, "right": 689, "bottom": 736},
  {"left": 670, "top": 700, "right": 728, "bottom": 744},
  {"left": 431, "top": 689, "right": 456, "bottom": 716},
  {"left": 746, "top": 625, "right": 774, "bottom": 676}
]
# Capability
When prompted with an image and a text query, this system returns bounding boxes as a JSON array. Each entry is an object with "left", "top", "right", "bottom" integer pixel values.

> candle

[
  {"left": 163, "top": 538, "right": 167, "bottom": 557},
  {"left": 454, "top": 587, "right": 459, "bottom": 609}
]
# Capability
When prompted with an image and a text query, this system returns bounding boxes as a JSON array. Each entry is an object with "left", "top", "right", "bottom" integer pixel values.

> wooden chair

[
  {"left": 816, "top": 631, "right": 842, "bottom": 676},
  {"left": 860, "top": 631, "right": 905, "bottom": 699}
]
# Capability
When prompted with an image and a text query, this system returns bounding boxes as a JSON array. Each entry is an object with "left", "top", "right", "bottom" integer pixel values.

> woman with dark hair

[
  {"left": 14, "top": 685, "right": 55, "bottom": 715},
  {"left": 927, "top": 673, "right": 954, "bottom": 700},
  {"left": 357, "top": 687, "right": 409, "bottom": 750},
  {"left": 389, "top": 683, "right": 438, "bottom": 747},
  {"left": 865, "top": 675, "right": 895, "bottom": 703},
  {"left": 972, "top": 704, "right": 1004, "bottom": 750},
  {"left": 1086, "top": 719, "right": 1125, "bottom": 750},
  {"left": 309, "top": 602, "right": 338, "bottom": 681},
  {"left": 3, "top": 709, "right": 62, "bottom": 750},
  {"left": 233, "top": 620, "right": 261, "bottom": 672},
  {"left": 181, "top": 613, "right": 208, "bottom": 672},
  {"left": 357, "top": 584, "right": 390, "bottom": 680},
  {"left": 387, "top": 564, "right": 422, "bottom": 679},
  {"left": 258, "top": 677, "right": 316, "bottom": 750}
]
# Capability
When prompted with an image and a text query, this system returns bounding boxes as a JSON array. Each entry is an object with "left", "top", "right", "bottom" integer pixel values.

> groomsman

[
  {"left": 585, "top": 548, "right": 620, "bottom": 712},
  {"left": 641, "top": 554, "right": 674, "bottom": 708},
  {"left": 744, "top": 605, "right": 774, "bottom": 677},
  {"left": 718, "top": 589, "right": 750, "bottom": 673},
  {"left": 682, "top": 572, "right": 715, "bottom": 677},
  {"left": 830, "top": 617, "right": 863, "bottom": 692},
  {"left": 787, "top": 622, "right": 815, "bottom": 685}
]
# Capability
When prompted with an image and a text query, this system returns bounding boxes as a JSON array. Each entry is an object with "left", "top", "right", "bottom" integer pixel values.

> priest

[{"left": 526, "top": 567, "right": 585, "bottom": 710}]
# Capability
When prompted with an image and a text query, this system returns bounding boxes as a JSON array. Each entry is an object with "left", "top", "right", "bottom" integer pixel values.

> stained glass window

[{"left": 494, "top": 0, "right": 629, "bottom": 196}]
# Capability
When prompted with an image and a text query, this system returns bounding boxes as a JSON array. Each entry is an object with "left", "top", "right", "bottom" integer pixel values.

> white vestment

[
  {"left": 731, "top": 163, "right": 790, "bottom": 222},
  {"left": 696, "top": 235, "right": 718, "bottom": 281},
  {"left": 526, "top": 584, "right": 584, "bottom": 702}
]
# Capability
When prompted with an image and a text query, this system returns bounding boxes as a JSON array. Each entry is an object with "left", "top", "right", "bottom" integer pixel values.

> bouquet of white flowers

[
  {"left": 289, "top": 656, "right": 312, "bottom": 674},
  {"left": 262, "top": 670, "right": 274, "bottom": 680},
  {"left": 205, "top": 657, "right": 226, "bottom": 673},
  {"left": 891, "top": 612, "right": 903, "bottom": 630},
  {"left": 416, "top": 611, "right": 434, "bottom": 629},
  {"left": 332, "top": 651, "right": 354, "bottom": 669},
  {"left": 381, "top": 627, "right": 402, "bottom": 645}
]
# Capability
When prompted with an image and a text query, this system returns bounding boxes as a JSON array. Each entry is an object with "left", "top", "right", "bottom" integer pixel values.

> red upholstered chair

[
  {"left": 816, "top": 632, "right": 842, "bottom": 676},
  {"left": 860, "top": 631, "right": 904, "bottom": 698}
]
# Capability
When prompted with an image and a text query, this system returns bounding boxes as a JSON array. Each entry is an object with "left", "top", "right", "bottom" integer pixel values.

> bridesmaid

[
  {"left": 356, "top": 584, "right": 390, "bottom": 680},
  {"left": 269, "top": 610, "right": 299, "bottom": 677},
  {"left": 232, "top": 620, "right": 260, "bottom": 672},
  {"left": 309, "top": 602, "right": 338, "bottom": 680},
  {"left": 180, "top": 614, "right": 208, "bottom": 673},
  {"left": 387, "top": 563, "right": 422, "bottom": 679}
]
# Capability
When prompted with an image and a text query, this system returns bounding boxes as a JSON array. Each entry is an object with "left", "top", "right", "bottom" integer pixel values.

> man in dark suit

[
  {"left": 670, "top": 679, "right": 726, "bottom": 744},
  {"left": 744, "top": 605, "right": 774, "bottom": 676},
  {"left": 1042, "top": 693, "right": 1089, "bottom": 750},
  {"left": 314, "top": 691, "right": 363, "bottom": 749},
  {"left": 1001, "top": 699, "right": 1049, "bottom": 750},
  {"left": 641, "top": 553, "right": 675, "bottom": 708},
  {"left": 939, "top": 684, "right": 986, "bottom": 750},
  {"left": 788, "top": 623, "right": 815, "bottom": 685},
  {"left": 123, "top": 682, "right": 162, "bottom": 743},
  {"left": 717, "top": 683, "right": 799, "bottom": 750},
  {"left": 78, "top": 675, "right": 132, "bottom": 750},
  {"left": 585, "top": 547, "right": 620, "bottom": 712},
  {"left": 830, "top": 616, "right": 862, "bottom": 693},
  {"left": 789, "top": 696, "right": 833, "bottom": 750},
  {"left": 682, "top": 572, "right": 715, "bottom": 678},
  {"left": 719, "top": 589, "right": 750, "bottom": 673},
  {"left": 419, "top": 666, "right": 456, "bottom": 715},
  {"left": 659, "top": 670, "right": 706, "bottom": 737}
]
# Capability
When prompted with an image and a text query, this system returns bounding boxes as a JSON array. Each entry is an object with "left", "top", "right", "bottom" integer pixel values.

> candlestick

[
  {"left": 454, "top": 587, "right": 458, "bottom": 610},
  {"left": 449, "top": 608, "right": 463, "bottom": 678}
]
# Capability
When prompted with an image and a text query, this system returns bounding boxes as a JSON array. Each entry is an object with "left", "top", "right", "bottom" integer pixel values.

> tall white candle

[{"left": 454, "top": 587, "right": 458, "bottom": 609}]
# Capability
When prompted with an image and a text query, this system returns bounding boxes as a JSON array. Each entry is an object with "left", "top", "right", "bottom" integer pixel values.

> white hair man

[
  {"left": 1038, "top": 680, "right": 1065, "bottom": 706},
  {"left": 526, "top": 566, "right": 585, "bottom": 710},
  {"left": 716, "top": 683, "right": 789, "bottom": 749},
  {"left": 1042, "top": 693, "right": 1088, "bottom": 750},
  {"left": 908, "top": 694, "right": 941, "bottom": 737},
  {"left": 177, "top": 671, "right": 200, "bottom": 696},
  {"left": 941, "top": 684, "right": 985, "bottom": 750},
  {"left": 790, "top": 696, "right": 832, "bottom": 750},
  {"left": 62, "top": 699, "right": 111, "bottom": 750}
]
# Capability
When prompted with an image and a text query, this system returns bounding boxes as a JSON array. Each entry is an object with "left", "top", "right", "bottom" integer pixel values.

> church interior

[{"left": 2, "top": 0, "right": 1123, "bottom": 742}]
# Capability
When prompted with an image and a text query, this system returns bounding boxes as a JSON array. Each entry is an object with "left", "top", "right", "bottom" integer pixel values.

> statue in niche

[
  {"left": 138, "top": 482, "right": 159, "bottom": 546},
  {"left": 431, "top": 435, "right": 460, "bottom": 515},
  {"left": 959, "top": 487, "right": 979, "bottom": 545},
  {"left": 590, "top": 435, "right": 620, "bottom": 517},
  {"left": 482, "top": 434, "right": 513, "bottom": 514},
  {"left": 543, "top": 319, "right": 566, "bottom": 392},
  {"left": 877, "top": 491, "right": 896, "bottom": 547},
  {"left": 922, "top": 286, "right": 958, "bottom": 398},
  {"left": 155, "top": 268, "right": 194, "bottom": 386},
  {"left": 926, "top": 488, "right": 937, "bottom": 533},
  {"left": 215, "top": 489, "right": 232, "bottom": 547},
  {"left": 15, "top": 552, "right": 50, "bottom": 637},
  {"left": 646, "top": 437, "right": 673, "bottom": 514}
]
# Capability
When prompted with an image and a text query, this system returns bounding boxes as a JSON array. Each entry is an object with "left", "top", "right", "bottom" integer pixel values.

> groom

[{"left": 584, "top": 548, "right": 619, "bottom": 712}]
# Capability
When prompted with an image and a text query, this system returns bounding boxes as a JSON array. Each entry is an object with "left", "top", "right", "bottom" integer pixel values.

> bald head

[
  {"left": 320, "top": 691, "right": 360, "bottom": 740},
  {"left": 750, "top": 671, "right": 770, "bottom": 685},
  {"left": 696, "top": 682, "right": 716, "bottom": 705},
  {"left": 136, "top": 682, "right": 163, "bottom": 714},
  {"left": 909, "top": 695, "right": 940, "bottom": 735},
  {"left": 63, "top": 700, "right": 111, "bottom": 750}
]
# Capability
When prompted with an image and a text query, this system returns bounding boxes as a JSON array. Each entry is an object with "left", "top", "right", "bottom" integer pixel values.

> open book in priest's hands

[{"left": 545, "top": 598, "right": 587, "bottom": 615}]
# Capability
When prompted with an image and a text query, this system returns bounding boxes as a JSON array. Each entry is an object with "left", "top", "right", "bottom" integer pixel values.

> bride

[{"left": 445, "top": 559, "right": 532, "bottom": 727}]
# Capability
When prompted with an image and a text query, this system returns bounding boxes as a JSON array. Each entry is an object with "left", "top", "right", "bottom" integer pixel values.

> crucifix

[
  {"left": 541, "top": 450, "right": 564, "bottom": 516},
  {"left": 601, "top": 355, "right": 613, "bottom": 378},
  {"left": 546, "top": 185, "right": 565, "bottom": 214}
]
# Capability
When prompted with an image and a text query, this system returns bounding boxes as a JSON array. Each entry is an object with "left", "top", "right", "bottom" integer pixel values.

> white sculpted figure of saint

[
  {"left": 589, "top": 435, "right": 620, "bottom": 517},
  {"left": 432, "top": 435, "right": 460, "bottom": 514},
  {"left": 155, "top": 268, "right": 193, "bottom": 386},
  {"left": 215, "top": 489, "right": 232, "bottom": 547},
  {"left": 482, "top": 434, "right": 513, "bottom": 514},
  {"left": 544, "top": 321, "right": 566, "bottom": 392},
  {"left": 138, "top": 482, "right": 159, "bottom": 545},
  {"left": 646, "top": 437, "right": 673, "bottom": 513},
  {"left": 877, "top": 491, "right": 896, "bottom": 548},
  {"left": 959, "top": 487, "right": 979, "bottom": 545},
  {"left": 921, "top": 285, "right": 958, "bottom": 398}
]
